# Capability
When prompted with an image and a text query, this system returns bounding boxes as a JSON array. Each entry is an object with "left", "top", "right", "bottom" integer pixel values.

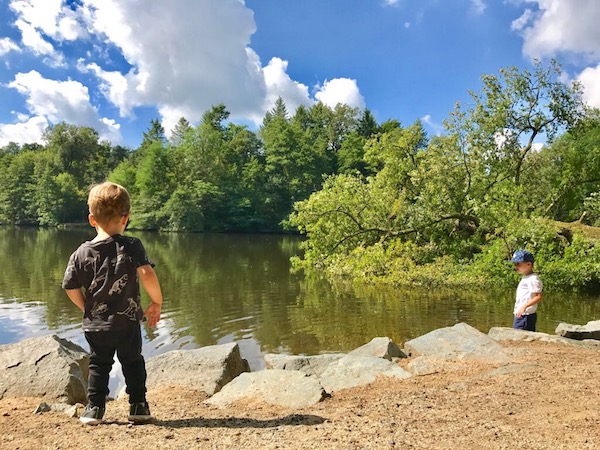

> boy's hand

[
  {"left": 516, "top": 305, "right": 527, "bottom": 318},
  {"left": 144, "top": 302, "right": 162, "bottom": 327}
]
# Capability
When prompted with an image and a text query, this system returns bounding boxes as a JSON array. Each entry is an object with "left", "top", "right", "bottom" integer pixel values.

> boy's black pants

[{"left": 84, "top": 326, "right": 147, "bottom": 407}]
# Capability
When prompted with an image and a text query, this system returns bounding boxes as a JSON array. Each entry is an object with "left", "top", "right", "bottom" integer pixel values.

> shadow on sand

[{"left": 151, "top": 414, "right": 327, "bottom": 429}]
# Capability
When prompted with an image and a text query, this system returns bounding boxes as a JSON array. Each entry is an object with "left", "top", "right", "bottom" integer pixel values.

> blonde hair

[{"left": 88, "top": 182, "right": 130, "bottom": 225}]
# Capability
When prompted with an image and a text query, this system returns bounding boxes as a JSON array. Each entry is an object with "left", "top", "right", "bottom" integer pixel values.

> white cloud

[
  {"left": 74, "top": 0, "right": 365, "bottom": 132},
  {"left": 9, "top": 0, "right": 86, "bottom": 42},
  {"left": 509, "top": 1, "right": 600, "bottom": 110},
  {"left": 14, "top": 19, "right": 60, "bottom": 63},
  {"left": 315, "top": 78, "right": 365, "bottom": 109},
  {"left": 262, "top": 57, "right": 312, "bottom": 117},
  {"left": 577, "top": 64, "right": 600, "bottom": 109},
  {"left": 422, "top": 114, "right": 444, "bottom": 135},
  {"left": 9, "top": 0, "right": 86, "bottom": 65},
  {"left": 5, "top": 0, "right": 366, "bottom": 142},
  {"left": 511, "top": 8, "right": 533, "bottom": 31},
  {"left": 79, "top": 0, "right": 267, "bottom": 127},
  {"left": 512, "top": 0, "right": 600, "bottom": 60},
  {"left": 470, "top": 0, "right": 486, "bottom": 14},
  {"left": 5, "top": 70, "right": 121, "bottom": 143},
  {"left": 0, "top": 115, "right": 48, "bottom": 147},
  {"left": 383, "top": 0, "right": 400, "bottom": 6},
  {"left": 0, "top": 37, "right": 21, "bottom": 56}
]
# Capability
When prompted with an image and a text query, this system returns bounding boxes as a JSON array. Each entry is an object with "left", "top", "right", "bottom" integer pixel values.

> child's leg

[
  {"left": 84, "top": 331, "right": 116, "bottom": 407},
  {"left": 116, "top": 325, "right": 147, "bottom": 404},
  {"left": 512, "top": 313, "right": 537, "bottom": 331},
  {"left": 524, "top": 313, "right": 537, "bottom": 332}
]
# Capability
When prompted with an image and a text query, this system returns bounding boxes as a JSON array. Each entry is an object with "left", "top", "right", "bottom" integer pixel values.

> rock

[
  {"left": 263, "top": 353, "right": 344, "bottom": 377},
  {"left": 205, "top": 370, "right": 327, "bottom": 409},
  {"left": 33, "top": 402, "right": 51, "bottom": 414},
  {"left": 348, "top": 337, "right": 407, "bottom": 361},
  {"left": 404, "top": 323, "right": 511, "bottom": 364},
  {"left": 62, "top": 403, "right": 85, "bottom": 418},
  {"left": 32, "top": 401, "right": 85, "bottom": 418},
  {"left": 144, "top": 342, "right": 250, "bottom": 396},
  {"left": 555, "top": 320, "right": 600, "bottom": 341},
  {"left": 489, "top": 327, "right": 600, "bottom": 349},
  {"left": 406, "top": 356, "right": 444, "bottom": 376},
  {"left": 0, "top": 335, "right": 89, "bottom": 404},
  {"left": 318, "top": 356, "right": 412, "bottom": 393}
]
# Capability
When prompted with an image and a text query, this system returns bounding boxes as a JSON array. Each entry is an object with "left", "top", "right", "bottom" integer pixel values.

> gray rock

[
  {"left": 406, "top": 356, "right": 444, "bottom": 376},
  {"left": 145, "top": 342, "right": 250, "bottom": 396},
  {"left": 62, "top": 403, "right": 85, "bottom": 418},
  {"left": 0, "top": 335, "right": 89, "bottom": 404},
  {"left": 32, "top": 401, "right": 85, "bottom": 417},
  {"left": 555, "top": 320, "right": 600, "bottom": 341},
  {"left": 348, "top": 337, "right": 407, "bottom": 360},
  {"left": 263, "top": 353, "right": 344, "bottom": 377},
  {"left": 318, "top": 356, "right": 412, "bottom": 393},
  {"left": 404, "top": 323, "right": 511, "bottom": 364},
  {"left": 489, "top": 327, "right": 600, "bottom": 349},
  {"left": 33, "top": 402, "right": 51, "bottom": 414},
  {"left": 205, "top": 370, "right": 327, "bottom": 409}
]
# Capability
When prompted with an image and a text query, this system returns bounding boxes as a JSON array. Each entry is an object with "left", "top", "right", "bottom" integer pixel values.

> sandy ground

[{"left": 1, "top": 341, "right": 599, "bottom": 450}]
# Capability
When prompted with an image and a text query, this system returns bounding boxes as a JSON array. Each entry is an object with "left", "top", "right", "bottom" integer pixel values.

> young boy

[
  {"left": 511, "top": 249, "right": 543, "bottom": 332},
  {"left": 62, "top": 182, "right": 163, "bottom": 425}
]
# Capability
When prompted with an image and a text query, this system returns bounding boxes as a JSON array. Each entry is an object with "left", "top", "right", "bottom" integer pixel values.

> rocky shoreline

[
  {"left": 2, "top": 321, "right": 599, "bottom": 414},
  {"left": 2, "top": 321, "right": 600, "bottom": 449}
]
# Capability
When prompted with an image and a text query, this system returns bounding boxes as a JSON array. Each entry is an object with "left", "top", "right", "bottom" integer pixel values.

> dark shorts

[{"left": 513, "top": 313, "right": 537, "bottom": 332}]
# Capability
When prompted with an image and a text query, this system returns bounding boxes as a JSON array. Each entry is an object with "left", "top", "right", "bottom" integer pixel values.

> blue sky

[{"left": 0, "top": 0, "right": 599, "bottom": 149}]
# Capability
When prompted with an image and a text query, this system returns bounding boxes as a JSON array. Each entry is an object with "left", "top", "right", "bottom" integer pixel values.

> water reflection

[{"left": 1, "top": 227, "right": 600, "bottom": 371}]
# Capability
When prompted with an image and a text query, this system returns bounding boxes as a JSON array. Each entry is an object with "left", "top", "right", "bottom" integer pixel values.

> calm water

[{"left": 2, "top": 228, "right": 600, "bottom": 374}]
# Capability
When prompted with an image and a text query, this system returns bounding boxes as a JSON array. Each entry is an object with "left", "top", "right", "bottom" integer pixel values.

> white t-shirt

[{"left": 514, "top": 273, "right": 543, "bottom": 315}]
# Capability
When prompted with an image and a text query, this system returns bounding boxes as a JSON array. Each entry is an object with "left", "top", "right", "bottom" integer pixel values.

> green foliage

[
  {"left": 584, "top": 193, "right": 600, "bottom": 226},
  {"left": 2, "top": 61, "right": 600, "bottom": 290},
  {"left": 291, "top": 61, "right": 599, "bottom": 291}
]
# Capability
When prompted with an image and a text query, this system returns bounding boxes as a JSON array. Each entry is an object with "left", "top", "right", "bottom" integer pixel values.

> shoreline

[{"left": 2, "top": 337, "right": 599, "bottom": 449}]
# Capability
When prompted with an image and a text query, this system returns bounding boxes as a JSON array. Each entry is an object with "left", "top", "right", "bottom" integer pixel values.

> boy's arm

[
  {"left": 137, "top": 264, "right": 163, "bottom": 327},
  {"left": 65, "top": 288, "right": 85, "bottom": 312},
  {"left": 516, "top": 292, "right": 542, "bottom": 317}
]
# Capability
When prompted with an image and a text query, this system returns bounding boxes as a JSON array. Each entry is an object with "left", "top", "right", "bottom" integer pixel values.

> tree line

[
  {"left": 0, "top": 99, "right": 382, "bottom": 231},
  {"left": 2, "top": 60, "right": 600, "bottom": 289}
]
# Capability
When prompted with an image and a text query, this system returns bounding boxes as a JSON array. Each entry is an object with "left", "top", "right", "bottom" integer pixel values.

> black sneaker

[
  {"left": 128, "top": 402, "right": 152, "bottom": 424},
  {"left": 80, "top": 404, "right": 105, "bottom": 425}
]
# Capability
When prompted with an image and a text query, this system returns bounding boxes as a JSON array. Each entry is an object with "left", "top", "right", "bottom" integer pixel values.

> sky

[{"left": 0, "top": 0, "right": 599, "bottom": 149}]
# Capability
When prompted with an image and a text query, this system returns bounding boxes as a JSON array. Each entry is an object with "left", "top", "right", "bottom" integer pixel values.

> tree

[
  {"left": 43, "top": 122, "right": 103, "bottom": 186},
  {"left": 0, "top": 151, "right": 37, "bottom": 224},
  {"left": 140, "top": 119, "right": 166, "bottom": 150},
  {"left": 357, "top": 109, "right": 379, "bottom": 138},
  {"left": 170, "top": 117, "right": 192, "bottom": 147},
  {"left": 290, "top": 61, "right": 588, "bottom": 280},
  {"left": 528, "top": 113, "right": 600, "bottom": 221}
]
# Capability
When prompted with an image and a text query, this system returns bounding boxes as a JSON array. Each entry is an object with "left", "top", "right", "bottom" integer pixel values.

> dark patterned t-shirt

[{"left": 62, "top": 234, "right": 153, "bottom": 331}]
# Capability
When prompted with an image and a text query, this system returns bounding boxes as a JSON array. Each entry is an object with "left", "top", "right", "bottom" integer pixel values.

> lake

[{"left": 1, "top": 227, "right": 599, "bottom": 376}]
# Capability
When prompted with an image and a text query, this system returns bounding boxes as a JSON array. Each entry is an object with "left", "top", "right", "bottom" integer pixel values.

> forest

[{"left": 1, "top": 61, "right": 600, "bottom": 290}]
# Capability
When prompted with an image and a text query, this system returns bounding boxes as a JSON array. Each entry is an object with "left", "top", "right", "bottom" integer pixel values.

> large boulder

[
  {"left": 489, "top": 327, "right": 600, "bottom": 349},
  {"left": 318, "top": 356, "right": 412, "bottom": 393},
  {"left": 205, "top": 370, "right": 327, "bottom": 409},
  {"left": 0, "top": 335, "right": 89, "bottom": 404},
  {"left": 145, "top": 342, "right": 250, "bottom": 395},
  {"left": 404, "top": 323, "right": 511, "bottom": 364},
  {"left": 555, "top": 320, "right": 600, "bottom": 341},
  {"left": 263, "top": 353, "right": 344, "bottom": 377},
  {"left": 348, "top": 337, "right": 407, "bottom": 360}
]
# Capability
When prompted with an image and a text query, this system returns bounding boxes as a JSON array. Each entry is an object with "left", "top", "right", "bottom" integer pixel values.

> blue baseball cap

[{"left": 511, "top": 249, "right": 534, "bottom": 263}]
